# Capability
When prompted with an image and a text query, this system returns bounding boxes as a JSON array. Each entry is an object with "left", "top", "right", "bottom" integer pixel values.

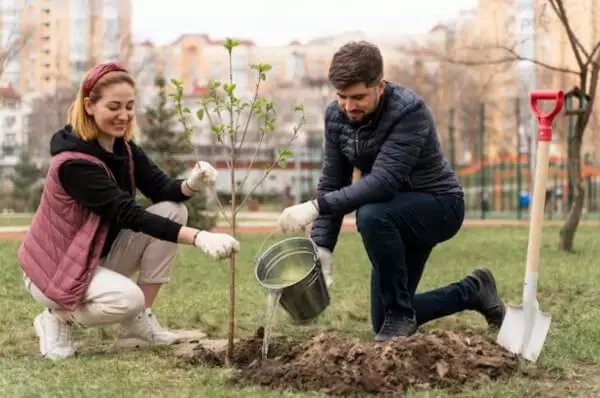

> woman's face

[{"left": 84, "top": 82, "right": 135, "bottom": 138}]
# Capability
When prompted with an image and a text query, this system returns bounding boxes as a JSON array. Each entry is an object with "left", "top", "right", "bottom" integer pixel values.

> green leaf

[
  {"left": 208, "top": 81, "right": 221, "bottom": 90},
  {"left": 196, "top": 109, "right": 205, "bottom": 121},
  {"left": 223, "top": 38, "right": 240, "bottom": 52},
  {"left": 276, "top": 147, "right": 294, "bottom": 167},
  {"left": 258, "top": 63, "right": 272, "bottom": 73},
  {"left": 223, "top": 83, "right": 237, "bottom": 97}
]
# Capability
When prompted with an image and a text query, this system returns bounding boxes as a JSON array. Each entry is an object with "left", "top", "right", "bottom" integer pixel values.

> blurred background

[{"left": 0, "top": 0, "right": 599, "bottom": 225}]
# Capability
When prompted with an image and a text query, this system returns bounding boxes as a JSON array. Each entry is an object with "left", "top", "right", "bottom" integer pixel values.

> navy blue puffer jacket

[{"left": 310, "top": 81, "right": 463, "bottom": 251}]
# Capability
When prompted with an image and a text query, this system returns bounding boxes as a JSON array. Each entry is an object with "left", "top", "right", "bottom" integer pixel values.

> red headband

[{"left": 82, "top": 62, "right": 128, "bottom": 96}]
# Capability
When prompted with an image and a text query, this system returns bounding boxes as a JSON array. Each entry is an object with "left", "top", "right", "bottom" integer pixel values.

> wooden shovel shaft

[{"left": 525, "top": 140, "right": 551, "bottom": 273}]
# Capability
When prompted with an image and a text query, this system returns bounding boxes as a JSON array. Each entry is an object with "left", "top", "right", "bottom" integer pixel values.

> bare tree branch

[
  {"left": 548, "top": 0, "right": 586, "bottom": 68},
  {"left": 399, "top": 41, "right": 579, "bottom": 75},
  {"left": 0, "top": 25, "right": 34, "bottom": 80},
  {"left": 586, "top": 41, "right": 600, "bottom": 69}
]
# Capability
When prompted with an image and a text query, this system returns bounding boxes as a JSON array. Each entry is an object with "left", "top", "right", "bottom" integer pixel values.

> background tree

[
  {"left": 138, "top": 75, "right": 217, "bottom": 230},
  {"left": 0, "top": 25, "right": 33, "bottom": 80},
  {"left": 10, "top": 152, "right": 42, "bottom": 212},
  {"left": 408, "top": 0, "right": 599, "bottom": 252},
  {"left": 139, "top": 75, "right": 190, "bottom": 177}
]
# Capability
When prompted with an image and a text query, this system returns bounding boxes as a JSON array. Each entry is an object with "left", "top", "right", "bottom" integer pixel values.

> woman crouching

[{"left": 18, "top": 62, "right": 240, "bottom": 360}]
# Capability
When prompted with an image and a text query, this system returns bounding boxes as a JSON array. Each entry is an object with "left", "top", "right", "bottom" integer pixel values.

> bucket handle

[
  {"left": 255, "top": 228, "right": 278, "bottom": 262},
  {"left": 254, "top": 227, "right": 320, "bottom": 265}
]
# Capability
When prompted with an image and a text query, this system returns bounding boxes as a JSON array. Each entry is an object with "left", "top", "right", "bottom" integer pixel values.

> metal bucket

[{"left": 255, "top": 236, "right": 330, "bottom": 322}]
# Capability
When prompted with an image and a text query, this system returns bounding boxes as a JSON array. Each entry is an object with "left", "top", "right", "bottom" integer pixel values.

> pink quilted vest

[{"left": 18, "top": 145, "right": 135, "bottom": 311}]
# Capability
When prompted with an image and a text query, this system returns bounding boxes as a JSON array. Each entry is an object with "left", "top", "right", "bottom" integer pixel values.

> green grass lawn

[
  {"left": 0, "top": 214, "right": 32, "bottom": 226},
  {"left": 1, "top": 227, "right": 600, "bottom": 397}
]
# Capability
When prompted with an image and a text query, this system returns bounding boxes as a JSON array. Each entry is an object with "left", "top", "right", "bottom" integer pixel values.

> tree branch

[
  {"left": 580, "top": 52, "right": 600, "bottom": 132},
  {"left": 236, "top": 74, "right": 262, "bottom": 152},
  {"left": 397, "top": 41, "right": 579, "bottom": 76},
  {"left": 235, "top": 117, "right": 305, "bottom": 214},
  {"left": 587, "top": 41, "right": 600, "bottom": 69},
  {"left": 548, "top": 0, "right": 586, "bottom": 68},
  {"left": 0, "top": 26, "right": 34, "bottom": 79}
]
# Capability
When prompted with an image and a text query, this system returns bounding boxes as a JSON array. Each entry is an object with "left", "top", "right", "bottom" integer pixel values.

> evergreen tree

[
  {"left": 139, "top": 75, "right": 189, "bottom": 178},
  {"left": 138, "top": 75, "right": 217, "bottom": 230},
  {"left": 11, "top": 152, "right": 42, "bottom": 211}
]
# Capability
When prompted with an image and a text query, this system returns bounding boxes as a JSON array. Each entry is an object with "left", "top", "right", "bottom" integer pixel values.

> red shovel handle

[{"left": 529, "top": 90, "right": 565, "bottom": 141}]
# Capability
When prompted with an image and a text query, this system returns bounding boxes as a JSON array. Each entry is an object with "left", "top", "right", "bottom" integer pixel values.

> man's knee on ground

[
  {"left": 147, "top": 201, "right": 188, "bottom": 225},
  {"left": 356, "top": 202, "right": 393, "bottom": 233}
]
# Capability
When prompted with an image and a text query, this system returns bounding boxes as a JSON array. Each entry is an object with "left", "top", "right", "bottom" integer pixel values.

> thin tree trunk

[{"left": 559, "top": 133, "right": 584, "bottom": 252}]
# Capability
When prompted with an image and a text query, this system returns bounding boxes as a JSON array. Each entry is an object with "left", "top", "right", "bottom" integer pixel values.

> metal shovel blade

[{"left": 496, "top": 302, "right": 551, "bottom": 362}]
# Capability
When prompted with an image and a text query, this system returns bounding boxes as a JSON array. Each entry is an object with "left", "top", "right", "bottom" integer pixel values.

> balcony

[{"left": 1, "top": 143, "right": 16, "bottom": 157}]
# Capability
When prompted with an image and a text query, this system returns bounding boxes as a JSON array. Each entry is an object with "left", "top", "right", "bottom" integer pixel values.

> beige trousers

[{"left": 24, "top": 201, "right": 188, "bottom": 327}]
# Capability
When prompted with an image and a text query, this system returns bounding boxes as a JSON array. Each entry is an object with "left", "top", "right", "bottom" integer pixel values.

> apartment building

[
  {"left": 0, "top": 0, "right": 132, "bottom": 168},
  {"left": 1, "top": 0, "right": 132, "bottom": 93}
]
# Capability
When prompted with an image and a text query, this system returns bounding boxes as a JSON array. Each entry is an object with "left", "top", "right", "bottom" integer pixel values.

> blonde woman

[{"left": 18, "top": 62, "right": 240, "bottom": 360}]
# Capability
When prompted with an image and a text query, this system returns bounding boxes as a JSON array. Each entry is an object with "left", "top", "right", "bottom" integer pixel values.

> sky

[{"left": 131, "top": 0, "right": 478, "bottom": 46}]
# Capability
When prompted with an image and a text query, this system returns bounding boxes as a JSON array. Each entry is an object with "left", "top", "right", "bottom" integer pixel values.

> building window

[
  {"left": 2, "top": 132, "right": 17, "bottom": 156},
  {"left": 3, "top": 116, "right": 16, "bottom": 128}
]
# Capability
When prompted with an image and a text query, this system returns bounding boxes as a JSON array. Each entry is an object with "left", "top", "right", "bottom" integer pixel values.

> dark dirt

[{"left": 179, "top": 327, "right": 520, "bottom": 397}]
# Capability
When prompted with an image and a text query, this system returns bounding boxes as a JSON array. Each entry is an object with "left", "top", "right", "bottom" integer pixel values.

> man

[{"left": 276, "top": 41, "right": 506, "bottom": 341}]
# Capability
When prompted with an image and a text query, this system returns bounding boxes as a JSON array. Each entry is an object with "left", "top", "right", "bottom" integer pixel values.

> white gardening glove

[
  {"left": 276, "top": 200, "right": 320, "bottom": 233},
  {"left": 186, "top": 161, "right": 218, "bottom": 191},
  {"left": 194, "top": 231, "right": 240, "bottom": 261},
  {"left": 317, "top": 247, "right": 333, "bottom": 288}
]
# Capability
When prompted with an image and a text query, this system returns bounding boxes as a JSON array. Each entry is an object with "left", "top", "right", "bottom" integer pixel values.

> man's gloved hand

[
  {"left": 185, "top": 161, "right": 218, "bottom": 192},
  {"left": 276, "top": 200, "right": 319, "bottom": 233},
  {"left": 317, "top": 247, "right": 333, "bottom": 288},
  {"left": 194, "top": 231, "right": 240, "bottom": 261}
]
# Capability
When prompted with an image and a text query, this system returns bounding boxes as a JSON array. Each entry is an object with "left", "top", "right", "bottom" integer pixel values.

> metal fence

[
  {"left": 288, "top": 148, "right": 600, "bottom": 220},
  {"left": 442, "top": 98, "right": 600, "bottom": 220},
  {"left": 456, "top": 157, "right": 600, "bottom": 220}
]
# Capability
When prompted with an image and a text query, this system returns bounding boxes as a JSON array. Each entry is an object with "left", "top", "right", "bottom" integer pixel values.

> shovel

[{"left": 496, "top": 89, "right": 564, "bottom": 363}]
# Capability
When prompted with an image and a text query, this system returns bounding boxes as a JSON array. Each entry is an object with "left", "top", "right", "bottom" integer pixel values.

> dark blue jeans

[{"left": 355, "top": 191, "right": 479, "bottom": 333}]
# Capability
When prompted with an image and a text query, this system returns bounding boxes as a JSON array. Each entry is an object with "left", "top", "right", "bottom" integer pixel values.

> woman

[{"left": 18, "top": 62, "right": 240, "bottom": 361}]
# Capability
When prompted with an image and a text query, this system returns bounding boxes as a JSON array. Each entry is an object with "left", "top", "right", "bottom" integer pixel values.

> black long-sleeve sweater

[{"left": 50, "top": 125, "right": 192, "bottom": 257}]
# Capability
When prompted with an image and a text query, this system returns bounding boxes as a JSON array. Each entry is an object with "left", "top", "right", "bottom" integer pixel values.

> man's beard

[{"left": 346, "top": 97, "right": 380, "bottom": 123}]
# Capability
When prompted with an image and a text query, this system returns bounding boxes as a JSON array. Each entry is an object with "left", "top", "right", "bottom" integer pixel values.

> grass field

[
  {"left": 0, "top": 214, "right": 32, "bottom": 226},
  {"left": 1, "top": 227, "right": 600, "bottom": 397}
]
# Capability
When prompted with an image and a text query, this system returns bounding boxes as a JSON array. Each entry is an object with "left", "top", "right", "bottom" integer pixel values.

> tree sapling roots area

[{"left": 176, "top": 327, "right": 522, "bottom": 397}]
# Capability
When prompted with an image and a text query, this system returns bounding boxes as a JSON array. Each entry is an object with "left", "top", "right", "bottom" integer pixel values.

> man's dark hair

[{"left": 328, "top": 41, "right": 383, "bottom": 90}]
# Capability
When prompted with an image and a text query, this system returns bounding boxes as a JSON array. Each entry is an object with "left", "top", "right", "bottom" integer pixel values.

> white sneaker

[
  {"left": 117, "top": 308, "right": 188, "bottom": 348},
  {"left": 33, "top": 309, "right": 75, "bottom": 360}
]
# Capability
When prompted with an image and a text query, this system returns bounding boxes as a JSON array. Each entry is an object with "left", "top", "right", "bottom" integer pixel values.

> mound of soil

[{"left": 180, "top": 328, "right": 519, "bottom": 396}]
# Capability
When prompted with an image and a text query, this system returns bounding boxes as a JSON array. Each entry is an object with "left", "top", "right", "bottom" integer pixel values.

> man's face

[{"left": 335, "top": 80, "right": 384, "bottom": 122}]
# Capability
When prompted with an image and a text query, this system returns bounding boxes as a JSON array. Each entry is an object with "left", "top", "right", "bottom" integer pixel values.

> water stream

[{"left": 261, "top": 288, "right": 283, "bottom": 359}]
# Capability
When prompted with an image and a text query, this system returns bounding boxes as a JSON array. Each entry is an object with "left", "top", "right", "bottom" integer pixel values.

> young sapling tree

[{"left": 169, "top": 38, "right": 306, "bottom": 365}]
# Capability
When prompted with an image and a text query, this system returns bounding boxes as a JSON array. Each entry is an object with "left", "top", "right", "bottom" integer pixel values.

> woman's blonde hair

[{"left": 67, "top": 63, "right": 137, "bottom": 142}]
